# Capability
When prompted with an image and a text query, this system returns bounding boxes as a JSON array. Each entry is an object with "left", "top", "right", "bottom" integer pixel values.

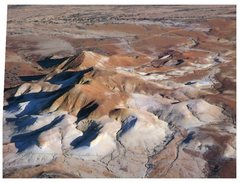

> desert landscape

[{"left": 3, "top": 5, "right": 236, "bottom": 178}]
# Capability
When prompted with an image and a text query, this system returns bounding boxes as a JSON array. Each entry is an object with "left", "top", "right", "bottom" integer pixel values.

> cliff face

[{"left": 4, "top": 5, "right": 236, "bottom": 178}]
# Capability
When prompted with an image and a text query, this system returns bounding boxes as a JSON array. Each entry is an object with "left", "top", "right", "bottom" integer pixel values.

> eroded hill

[{"left": 3, "top": 5, "right": 236, "bottom": 178}]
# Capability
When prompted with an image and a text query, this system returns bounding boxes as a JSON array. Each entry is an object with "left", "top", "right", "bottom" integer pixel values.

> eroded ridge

[
  {"left": 3, "top": 48, "right": 236, "bottom": 178},
  {"left": 4, "top": 5, "right": 236, "bottom": 178}
]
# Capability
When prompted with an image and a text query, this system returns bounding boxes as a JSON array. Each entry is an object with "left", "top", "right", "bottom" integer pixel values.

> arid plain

[{"left": 3, "top": 5, "right": 236, "bottom": 178}]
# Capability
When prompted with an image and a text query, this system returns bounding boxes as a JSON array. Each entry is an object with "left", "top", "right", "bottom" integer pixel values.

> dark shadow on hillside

[
  {"left": 7, "top": 67, "right": 93, "bottom": 105},
  {"left": 71, "top": 122, "right": 102, "bottom": 148},
  {"left": 19, "top": 75, "right": 46, "bottom": 82},
  {"left": 37, "top": 56, "right": 69, "bottom": 69},
  {"left": 4, "top": 85, "right": 73, "bottom": 117},
  {"left": 47, "top": 67, "right": 93, "bottom": 87},
  {"left": 76, "top": 100, "right": 99, "bottom": 123},
  {"left": 5, "top": 67, "right": 94, "bottom": 111},
  {"left": 6, "top": 116, "right": 38, "bottom": 132},
  {"left": 11, "top": 115, "right": 64, "bottom": 152},
  {"left": 4, "top": 68, "right": 95, "bottom": 116},
  {"left": 181, "top": 131, "right": 195, "bottom": 145},
  {"left": 117, "top": 115, "right": 137, "bottom": 138},
  {"left": 185, "top": 81, "right": 197, "bottom": 85},
  {"left": 7, "top": 84, "right": 71, "bottom": 104}
]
